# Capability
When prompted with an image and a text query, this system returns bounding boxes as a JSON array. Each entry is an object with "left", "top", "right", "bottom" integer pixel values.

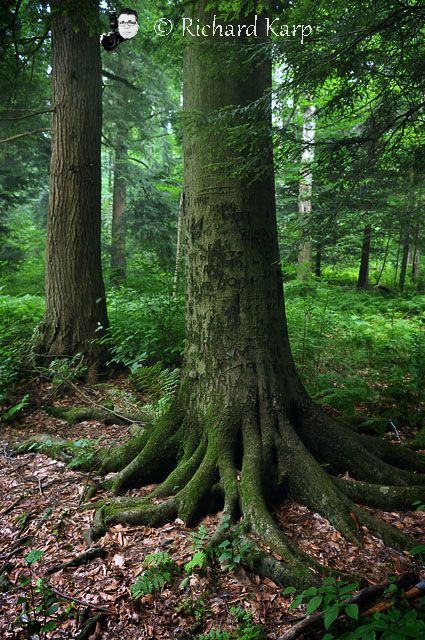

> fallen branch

[
  {"left": 278, "top": 573, "right": 419, "bottom": 640},
  {"left": 50, "top": 586, "right": 111, "bottom": 613},
  {"left": 46, "top": 547, "right": 106, "bottom": 575}
]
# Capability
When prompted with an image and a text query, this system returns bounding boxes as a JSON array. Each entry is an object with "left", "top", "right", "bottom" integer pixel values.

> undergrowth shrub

[
  {"left": 0, "top": 294, "right": 43, "bottom": 399},
  {"left": 285, "top": 281, "right": 425, "bottom": 425},
  {"left": 99, "top": 288, "right": 184, "bottom": 369}
]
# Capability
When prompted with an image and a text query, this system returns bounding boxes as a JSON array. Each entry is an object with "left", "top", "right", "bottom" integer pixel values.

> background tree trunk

[
  {"left": 357, "top": 225, "right": 372, "bottom": 289},
  {"left": 297, "top": 104, "right": 316, "bottom": 280},
  {"left": 110, "top": 144, "right": 127, "bottom": 285},
  {"left": 37, "top": 0, "right": 108, "bottom": 369}
]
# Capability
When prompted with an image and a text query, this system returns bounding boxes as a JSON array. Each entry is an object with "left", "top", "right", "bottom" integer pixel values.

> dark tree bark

[
  {"left": 315, "top": 245, "right": 322, "bottom": 278},
  {"left": 77, "top": 4, "right": 425, "bottom": 587},
  {"left": 110, "top": 144, "right": 127, "bottom": 285},
  {"left": 357, "top": 225, "right": 372, "bottom": 289},
  {"left": 399, "top": 233, "right": 410, "bottom": 292},
  {"left": 37, "top": 0, "right": 108, "bottom": 370},
  {"left": 173, "top": 192, "right": 184, "bottom": 299}
]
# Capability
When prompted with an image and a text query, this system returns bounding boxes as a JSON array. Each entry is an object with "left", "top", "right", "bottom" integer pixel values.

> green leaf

[
  {"left": 306, "top": 595, "right": 323, "bottom": 615},
  {"left": 41, "top": 620, "right": 57, "bottom": 632},
  {"left": 410, "top": 544, "right": 425, "bottom": 556},
  {"left": 282, "top": 586, "right": 296, "bottom": 595},
  {"left": 324, "top": 605, "right": 340, "bottom": 630},
  {"left": 345, "top": 604, "right": 359, "bottom": 620},
  {"left": 24, "top": 549, "right": 45, "bottom": 565}
]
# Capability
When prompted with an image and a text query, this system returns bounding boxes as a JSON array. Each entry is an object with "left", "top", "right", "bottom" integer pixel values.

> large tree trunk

[
  {"left": 297, "top": 104, "right": 316, "bottom": 280},
  {"left": 37, "top": 0, "right": 108, "bottom": 370},
  {"left": 77, "top": 3, "right": 425, "bottom": 587},
  {"left": 172, "top": 192, "right": 184, "bottom": 299},
  {"left": 110, "top": 144, "right": 127, "bottom": 285},
  {"left": 357, "top": 225, "right": 372, "bottom": 289}
]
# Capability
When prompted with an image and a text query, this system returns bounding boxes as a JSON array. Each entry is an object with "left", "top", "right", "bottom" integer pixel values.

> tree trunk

[
  {"left": 83, "top": 3, "right": 425, "bottom": 587},
  {"left": 315, "top": 245, "right": 322, "bottom": 277},
  {"left": 297, "top": 104, "right": 315, "bottom": 280},
  {"left": 37, "top": 0, "right": 108, "bottom": 370},
  {"left": 399, "top": 235, "right": 410, "bottom": 292},
  {"left": 172, "top": 192, "right": 184, "bottom": 299},
  {"left": 357, "top": 225, "right": 372, "bottom": 289},
  {"left": 412, "top": 247, "right": 419, "bottom": 282},
  {"left": 110, "top": 144, "right": 127, "bottom": 285}
]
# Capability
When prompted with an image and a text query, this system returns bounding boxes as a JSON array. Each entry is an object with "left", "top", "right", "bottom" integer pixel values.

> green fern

[
  {"left": 190, "top": 524, "right": 209, "bottom": 551},
  {"left": 130, "top": 552, "right": 178, "bottom": 599},
  {"left": 184, "top": 550, "right": 207, "bottom": 574}
]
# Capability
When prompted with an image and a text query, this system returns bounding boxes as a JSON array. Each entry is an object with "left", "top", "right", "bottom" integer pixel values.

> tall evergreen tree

[
  {"left": 37, "top": 0, "right": 108, "bottom": 372},
  {"left": 86, "top": 3, "right": 425, "bottom": 585}
]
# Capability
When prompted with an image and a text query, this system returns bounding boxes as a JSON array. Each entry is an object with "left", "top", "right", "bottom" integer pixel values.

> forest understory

[{"left": 1, "top": 378, "right": 424, "bottom": 640}]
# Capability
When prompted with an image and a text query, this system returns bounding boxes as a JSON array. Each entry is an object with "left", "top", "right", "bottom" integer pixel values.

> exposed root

[
  {"left": 298, "top": 407, "right": 425, "bottom": 486},
  {"left": 351, "top": 505, "right": 418, "bottom": 552},
  {"left": 277, "top": 417, "right": 361, "bottom": 545},
  {"left": 333, "top": 477, "right": 425, "bottom": 511},
  {"left": 109, "top": 413, "right": 181, "bottom": 492},
  {"left": 364, "top": 436, "right": 425, "bottom": 474}
]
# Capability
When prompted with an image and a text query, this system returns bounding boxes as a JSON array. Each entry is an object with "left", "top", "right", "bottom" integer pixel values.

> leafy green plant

[
  {"left": 0, "top": 294, "right": 43, "bottom": 398},
  {"left": 99, "top": 289, "right": 184, "bottom": 368},
  {"left": 286, "top": 577, "right": 360, "bottom": 631},
  {"left": 411, "top": 500, "right": 425, "bottom": 512},
  {"left": 3, "top": 393, "right": 29, "bottom": 421},
  {"left": 40, "top": 353, "right": 87, "bottom": 388},
  {"left": 130, "top": 552, "right": 178, "bottom": 599},
  {"left": 15, "top": 549, "right": 75, "bottom": 639},
  {"left": 213, "top": 517, "right": 254, "bottom": 572},
  {"left": 176, "top": 594, "right": 210, "bottom": 621},
  {"left": 286, "top": 577, "right": 425, "bottom": 640},
  {"left": 196, "top": 606, "right": 264, "bottom": 639}
]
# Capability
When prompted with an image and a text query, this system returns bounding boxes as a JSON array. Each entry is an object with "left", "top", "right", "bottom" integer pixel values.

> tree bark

[
  {"left": 37, "top": 0, "right": 108, "bottom": 369},
  {"left": 315, "top": 245, "right": 321, "bottom": 277},
  {"left": 297, "top": 104, "right": 316, "bottom": 280},
  {"left": 173, "top": 192, "right": 184, "bottom": 299},
  {"left": 399, "top": 234, "right": 410, "bottom": 292},
  {"left": 110, "top": 144, "right": 127, "bottom": 285},
  {"left": 76, "top": 2, "right": 425, "bottom": 587},
  {"left": 357, "top": 225, "right": 372, "bottom": 289}
]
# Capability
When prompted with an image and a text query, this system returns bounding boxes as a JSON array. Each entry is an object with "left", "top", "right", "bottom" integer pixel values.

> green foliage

[
  {"left": 0, "top": 294, "right": 43, "bottom": 398},
  {"left": 130, "top": 552, "right": 178, "bottom": 599},
  {"left": 39, "top": 353, "right": 87, "bottom": 388},
  {"left": 176, "top": 594, "right": 209, "bottom": 621},
  {"left": 99, "top": 289, "right": 184, "bottom": 369},
  {"left": 196, "top": 606, "right": 264, "bottom": 640},
  {"left": 288, "top": 577, "right": 359, "bottom": 631},
  {"left": 3, "top": 393, "right": 29, "bottom": 420},
  {"left": 131, "top": 362, "right": 180, "bottom": 420},
  {"left": 213, "top": 517, "right": 254, "bottom": 572},
  {"left": 285, "top": 281, "right": 425, "bottom": 425},
  {"left": 16, "top": 549, "right": 75, "bottom": 639},
  {"left": 287, "top": 578, "right": 425, "bottom": 639}
]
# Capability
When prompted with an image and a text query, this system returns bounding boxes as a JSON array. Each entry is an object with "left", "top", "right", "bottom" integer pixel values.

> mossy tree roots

[{"left": 84, "top": 391, "right": 425, "bottom": 588}]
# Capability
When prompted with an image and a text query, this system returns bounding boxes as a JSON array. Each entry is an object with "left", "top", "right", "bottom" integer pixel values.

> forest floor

[{"left": 0, "top": 379, "right": 424, "bottom": 640}]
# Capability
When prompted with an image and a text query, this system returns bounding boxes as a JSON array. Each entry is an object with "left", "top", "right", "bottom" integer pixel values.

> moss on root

[{"left": 28, "top": 396, "right": 425, "bottom": 588}]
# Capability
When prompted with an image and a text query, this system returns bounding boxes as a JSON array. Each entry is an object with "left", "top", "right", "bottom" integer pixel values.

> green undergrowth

[
  {"left": 0, "top": 293, "right": 43, "bottom": 399},
  {"left": 100, "top": 288, "right": 184, "bottom": 369},
  {"left": 2, "top": 282, "right": 425, "bottom": 433},
  {"left": 285, "top": 280, "right": 425, "bottom": 426},
  {"left": 285, "top": 576, "right": 425, "bottom": 639}
]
